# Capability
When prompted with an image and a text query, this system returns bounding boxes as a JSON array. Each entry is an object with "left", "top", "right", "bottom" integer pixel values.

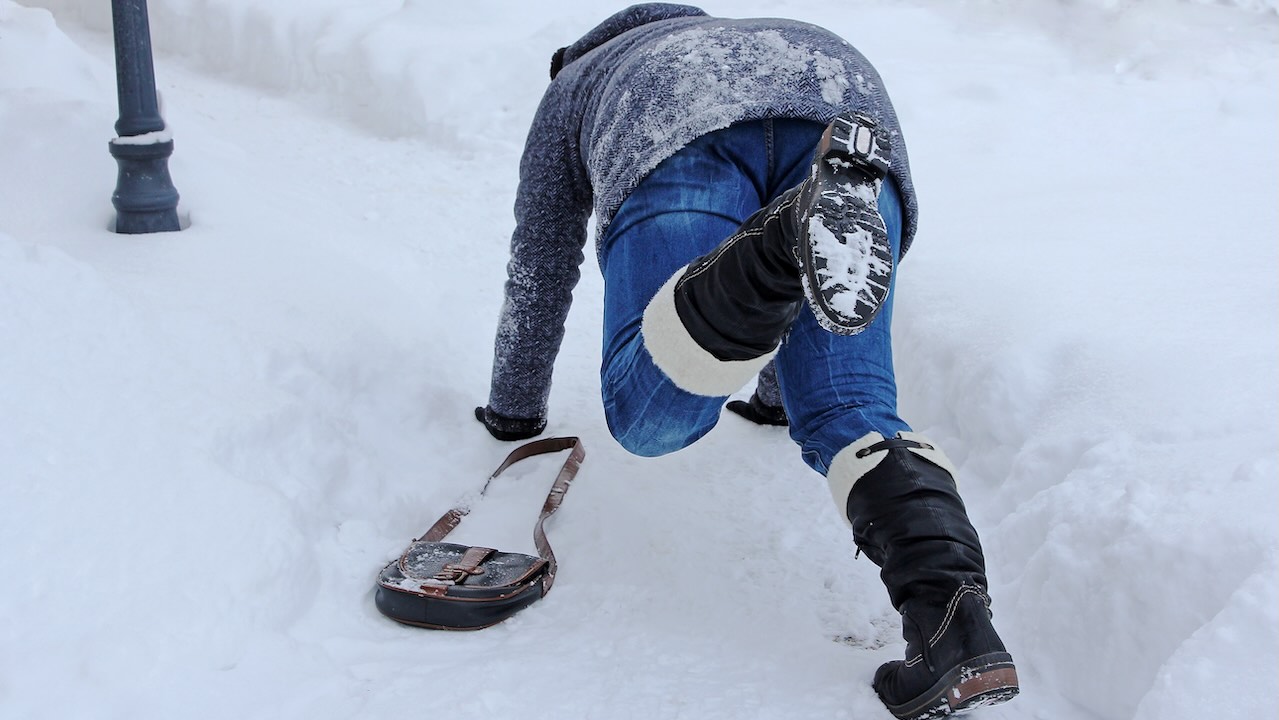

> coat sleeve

[{"left": 485, "top": 82, "right": 593, "bottom": 422}]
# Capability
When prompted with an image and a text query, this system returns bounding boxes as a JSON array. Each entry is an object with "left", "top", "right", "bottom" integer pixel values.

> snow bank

[
  {"left": 882, "top": 3, "right": 1278, "bottom": 714},
  {"left": 14, "top": 0, "right": 585, "bottom": 144},
  {"left": 0, "top": 2, "right": 108, "bottom": 98}
]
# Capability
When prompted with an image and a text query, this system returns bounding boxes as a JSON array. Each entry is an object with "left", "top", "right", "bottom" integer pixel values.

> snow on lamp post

[{"left": 109, "top": 0, "right": 180, "bottom": 234}]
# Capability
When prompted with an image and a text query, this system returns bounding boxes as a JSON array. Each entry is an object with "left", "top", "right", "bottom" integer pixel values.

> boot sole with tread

[
  {"left": 880, "top": 651, "right": 1020, "bottom": 720},
  {"left": 797, "top": 111, "right": 895, "bottom": 336}
]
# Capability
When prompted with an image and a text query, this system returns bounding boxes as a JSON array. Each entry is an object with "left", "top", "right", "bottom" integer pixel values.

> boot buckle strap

[{"left": 854, "top": 437, "right": 934, "bottom": 459}]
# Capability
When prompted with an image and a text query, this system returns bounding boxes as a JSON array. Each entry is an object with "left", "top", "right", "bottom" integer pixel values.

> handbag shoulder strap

[{"left": 418, "top": 436, "right": 585, "bottom": 594}]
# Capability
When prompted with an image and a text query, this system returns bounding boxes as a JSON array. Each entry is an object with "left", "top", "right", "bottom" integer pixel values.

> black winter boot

[
  {"left": 828, "top": 433, "right": 1019, "bottom": 719},
  {"left": 640, "top": 112, "right": 896, "bottom": 397},
  {"left": 674, "top": 111, "right": 896, "bottom": 351},
  {"left": 644, "top": 110, "right": 895, "bottom": 396},
  {"left": 672, "top": 186, "right": 807, "bottom": 361},
  {"left": 874, "top": 587, "right": 1018, "bottom": 719}
]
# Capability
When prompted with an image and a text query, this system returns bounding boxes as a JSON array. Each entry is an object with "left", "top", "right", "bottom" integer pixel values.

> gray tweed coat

[{"left": 486, "top": 3, "right": 918, "bottom": 422}]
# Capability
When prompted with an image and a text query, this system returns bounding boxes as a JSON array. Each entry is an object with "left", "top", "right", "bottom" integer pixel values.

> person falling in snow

[{"left": 475, "top": 5, "right": 1019, "bottom": 718}]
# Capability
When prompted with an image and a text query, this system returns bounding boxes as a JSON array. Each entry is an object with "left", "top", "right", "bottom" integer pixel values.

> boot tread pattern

[{"left": 798, "top": 111, "right": 894, "bottom": 336}]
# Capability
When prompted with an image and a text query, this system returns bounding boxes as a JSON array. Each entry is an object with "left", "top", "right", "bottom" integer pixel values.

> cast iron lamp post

[{"left": 110, "top": 0, "right": 180, "bottom": 234}]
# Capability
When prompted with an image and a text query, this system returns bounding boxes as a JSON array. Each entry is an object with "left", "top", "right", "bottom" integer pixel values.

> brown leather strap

[
  {"left": 421, "top": 508, "right": 467, "bottom": 543},
  {"left": 530, "top": 437, "right": 585, "bottom": 594},
  {"left": 416, "top": 437, "right": 585, "bottom": 595},
  {"left": 433, "top": 546, "right": 496, "bottom": 584}
]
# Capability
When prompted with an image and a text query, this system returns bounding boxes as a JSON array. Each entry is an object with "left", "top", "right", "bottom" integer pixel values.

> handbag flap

[{"left": 382, "top": 541, "right": 547, "bottom": 595}]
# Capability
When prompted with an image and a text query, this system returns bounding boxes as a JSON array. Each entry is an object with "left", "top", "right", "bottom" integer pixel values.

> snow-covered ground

[{"left": 2, "top": 1, "right": 1275, "bottom": 718}]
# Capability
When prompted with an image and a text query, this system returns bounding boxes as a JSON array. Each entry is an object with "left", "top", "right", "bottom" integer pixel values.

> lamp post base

[{"left": 110, "top": 137, "right": 180, "bottom": 234}]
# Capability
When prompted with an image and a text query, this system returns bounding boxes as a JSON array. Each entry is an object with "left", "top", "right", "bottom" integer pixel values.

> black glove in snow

[
  {"left": 474, "top": 405, "right": 547, "bottom": 441},
  {"left": 725, "top": 393, "right": 789, "bottom": 427}
]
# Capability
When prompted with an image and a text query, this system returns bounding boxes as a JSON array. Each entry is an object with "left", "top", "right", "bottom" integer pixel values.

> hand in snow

[
  {"left": 474, "top": 406, "right": 547, "bottom": 441},
  {"left": 725, "top": 393, "right": 788, "bottom": 427}
]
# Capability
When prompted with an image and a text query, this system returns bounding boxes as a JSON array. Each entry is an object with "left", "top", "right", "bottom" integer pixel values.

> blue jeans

[{"left": 598, "top": 118, "right": 910, "bottom": 475}]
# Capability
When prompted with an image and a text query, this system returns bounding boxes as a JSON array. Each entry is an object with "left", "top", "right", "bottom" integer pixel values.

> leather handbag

[{"left": 375, "top": 436, "right": 585, "bottom": 630}]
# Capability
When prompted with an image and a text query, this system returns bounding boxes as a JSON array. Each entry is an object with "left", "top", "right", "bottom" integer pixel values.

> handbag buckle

[
  {"left": 430, "top": 546, "right": 496, "bottom": 584},
  {"left": 434, "top": 564, "right": 486, "bottom": 583}
]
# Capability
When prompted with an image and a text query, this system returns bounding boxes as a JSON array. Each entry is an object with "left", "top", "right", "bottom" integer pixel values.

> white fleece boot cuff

[
  {"left": 640, "top": 266, "right": 777, "bottom": 397},
  {"left": 825, "top": 431, "right": 959, "bottom": 527}
]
